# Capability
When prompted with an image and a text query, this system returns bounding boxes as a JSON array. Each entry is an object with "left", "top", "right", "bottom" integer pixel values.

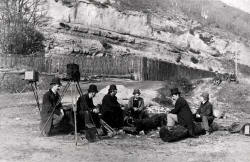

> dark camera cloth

[
  {"left": 40, "top": 89, "right": 63, "bottom": 135},
  {"left": 102, "top": 94, "right": 124, "bottom": 129},
  {"left": 170, "top": 97, "right": 195, "bottom": 136}
]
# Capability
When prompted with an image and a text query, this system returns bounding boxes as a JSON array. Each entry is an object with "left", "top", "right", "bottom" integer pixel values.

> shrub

[
  {"left": 190, "top": 56, "right": 199, "bottom": 64},
  {"left": 174, "top": 77, "right": 193, "bottom": 94},
  {"left": 0, "top": 0, "right": 46, "bottom": 55},
  {"left": 153, "top": 78, "right": 193, "bottom": 106},
  {"left": 176, "top": 54, "right": 182, "bottom": 63},
  {"left": 3, "top": 27, "right": 45, "bottom": 55}
]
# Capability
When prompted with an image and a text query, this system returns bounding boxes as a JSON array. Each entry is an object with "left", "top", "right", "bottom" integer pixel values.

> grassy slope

[{"left": 113, "top": 0, "right": 250, "bottom": 41}]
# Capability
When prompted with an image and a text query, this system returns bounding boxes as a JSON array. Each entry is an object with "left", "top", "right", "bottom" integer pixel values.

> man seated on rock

[
  {"left": 102, "top": 84, "right": 124, "bottom": 130},
  {"left": 194, "top": 92, "right": 214, "bottom": 135},
  {"left": 167, "top": 88, "right": 196, "bottom": 138},
  {"left": 76, "top": 84, "right": 101, "bottom": 133},
  {"left": 127, "top": 89, "right": 149, "bottom": 120},
  {"left": 40, "top": 77, "right": 65, "bottom": 136}
]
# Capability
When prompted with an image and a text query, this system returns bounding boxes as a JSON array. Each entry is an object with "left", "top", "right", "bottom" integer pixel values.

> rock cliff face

[{"left": 42, "top": 0, "right": 250, "bottom": 75}]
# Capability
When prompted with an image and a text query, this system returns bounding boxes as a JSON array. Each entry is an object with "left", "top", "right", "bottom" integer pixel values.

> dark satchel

[
  {"left": 135, "top": 113, "right": 167, "bottom": 133},
  {"left": 228, "top": 122, "right": 245, "bottom": 133},
  {"left": 85, "top": 127, "right": 98, "bottom": 142},
  {"left": 159, "top": 125, "right": 188, "bottom": 142},
  {"left": 194, "top": 122, "right": 206, "bottom": 135}
]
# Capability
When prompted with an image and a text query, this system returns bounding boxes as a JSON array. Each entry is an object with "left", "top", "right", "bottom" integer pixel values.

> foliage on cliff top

[{"left": 113, "top": 0, "right": 250, "bottom": 41}]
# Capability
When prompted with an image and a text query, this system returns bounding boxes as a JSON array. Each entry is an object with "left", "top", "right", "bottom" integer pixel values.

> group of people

[
  {"left": 40, "top": 77, "right": 214, "bottom": 138},
  {"left": 167, "top": 88, "right": 214, "bottom": 137}
]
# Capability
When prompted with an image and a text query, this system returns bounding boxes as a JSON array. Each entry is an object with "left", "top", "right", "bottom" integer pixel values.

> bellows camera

[
  {"left": 25, "top": 70, "right": 39, "bottom": 82},
  {"left": 66, "top": 63, "right": 80, "bottom": 82}
]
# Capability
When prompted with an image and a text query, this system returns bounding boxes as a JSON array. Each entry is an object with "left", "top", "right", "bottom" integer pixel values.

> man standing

[
  {"left": 102, "top": 84, "right": 124, "bottom": 129},
  {"left": 76, "top": 84, "right": 100, "bottom": 132},
  {"left": 167, "top": 88, "right": 196, "bottom": 137},
  {"left": 194, "top": 92, "right": 214, "bottom": 135},
  {"left": 40, "top": 77, "right": 64, "bottom": 136}
]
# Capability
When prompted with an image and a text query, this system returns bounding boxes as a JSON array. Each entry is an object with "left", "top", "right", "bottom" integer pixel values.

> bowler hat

[
  {"left": 133, "top": 89, "right": 141, "bottom": 95},
  {"left": 50, "top": 77, "right": 62, "bottom": 86},
  {"left": 170, "top": 88, "right": 181, "bottom": 95},
  {"left": 88, "top": 84, "right": 98, "bottom": 93},
  {"left": 201, "top": 92, "right": 209, "bottom": 100},
  {"left": 108, "top": 84, "right": 117, "bottom": 91}
]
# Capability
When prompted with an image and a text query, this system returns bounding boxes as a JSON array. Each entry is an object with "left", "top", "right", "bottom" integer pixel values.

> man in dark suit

[
  {"left": 40, "top": 77, "right": 64, "bottom": 136},
  {"left": 102, "top": 84, "right": 124, "bottom": 129},
  {"left": 76, "top": 84, "right": 101, "bottom": 132},
  {"left": 167, "top": 88, "right": 196, "bottom": 137},
  {"left": 194, "top": 92, "right": 214, "bottom": 135}
]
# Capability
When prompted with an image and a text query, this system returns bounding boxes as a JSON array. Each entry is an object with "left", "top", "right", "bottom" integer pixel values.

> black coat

[
  {"left": 196, "top": 101, "right": 214, "bottom": 123},
  {"left": 170, "top": 97, "right": 195, "bottom": 133},
  {"left": 102, "top": 94, "right": 121, "bottom": 113},
  {"left": 76, "top": 93, "right": 99, "bottom": 129},
  {"left": 77, "top": 93, "right": 95, "bottom": 113},
  {"left": 101, "top": 94, "right": 124, "bottom": 128},
  {"left": 40, "top": 89, "right": 62, "bottom": 135}
]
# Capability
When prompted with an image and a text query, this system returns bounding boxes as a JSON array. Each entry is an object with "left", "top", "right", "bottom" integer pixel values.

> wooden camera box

[
  {"left": 66, "top": 64, "right": 80, "bottom": 81},
  {"left": 25, "top": 71, "right": 39, "bottom": 82}
]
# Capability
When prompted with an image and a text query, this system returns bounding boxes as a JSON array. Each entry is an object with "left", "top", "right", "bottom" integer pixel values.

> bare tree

[{"left": 0, "top": 0, "right": 47, "bottom": 54}]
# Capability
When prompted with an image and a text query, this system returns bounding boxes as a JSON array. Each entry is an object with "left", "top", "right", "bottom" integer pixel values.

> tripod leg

[
  {"left": 76, "top": 82, "right": 82, "bottom": 96},
  {"left": 34, "top": 82, "right": 40, "bottom": 110},
  {"left": 74, "top": 109, "right": 77, "bottom": 146},
  {"left": 71, "top": 82, "right": 78, "bottom": 146},
  {"left": 31, "top": 82, "right": 40, "bottom": 111}
]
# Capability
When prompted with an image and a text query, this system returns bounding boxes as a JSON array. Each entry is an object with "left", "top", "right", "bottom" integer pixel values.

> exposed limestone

[{"left": 42, "top": 0, "right": 250, "bottom": 74}]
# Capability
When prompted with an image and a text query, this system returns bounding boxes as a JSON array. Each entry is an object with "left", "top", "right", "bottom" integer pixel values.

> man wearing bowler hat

[
  {"left": 76, "top": 84, "right": 101, "bottom": 132},
  {"left": 167, "top": 88, "right": 196, "bottom": 138},
  {"left": 102, "top": 84, "right": 124, "bottom": 129},
  {"left": 40, "top": 77, "right": 64, "bottom": 136}
]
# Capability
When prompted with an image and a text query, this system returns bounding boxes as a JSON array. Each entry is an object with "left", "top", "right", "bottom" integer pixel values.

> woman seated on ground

[
  {"left": 194, "top": 92, "right": 214, "bottom": 135},
  {"left": 127, "top": 89, "right": 149, "bottom": 120}
]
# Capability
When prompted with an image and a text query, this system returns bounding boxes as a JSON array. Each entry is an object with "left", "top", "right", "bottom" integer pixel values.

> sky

[{"left": 219, "top": 0, "right": 250, "bottom": 14}]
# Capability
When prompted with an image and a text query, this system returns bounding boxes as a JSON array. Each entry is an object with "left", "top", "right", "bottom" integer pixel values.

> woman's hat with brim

[
  {"left": 170, "top": 88, "right": 181, "bottom": 95},
  {"left": 50, "top": 77, "right": 62, "bottom": 86},
  {"left": 88, "top": 84, "right": 98, "bottom": 93},
  {"left": 133, "top": 89, "right": 141, "bottom": 95}
]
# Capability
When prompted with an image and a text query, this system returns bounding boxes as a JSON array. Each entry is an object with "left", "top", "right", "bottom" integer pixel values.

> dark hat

[
  {"left": 50, "top": 77, "right": 62, "bottom": 86},
  {"left": 201, "top": 92, "right": 209, "bottom": 100},
  {"left": 170, "top": 88, "right": 181, "bottom": 95},
  {"left": 133, "top": 89, "right": 141, "bottom": 95},
  {"left": 108, "top": 84, "right": 117, "bottom": 91},
  {"left": 88, "top": 84, "right": 98, "bottom": 93}
]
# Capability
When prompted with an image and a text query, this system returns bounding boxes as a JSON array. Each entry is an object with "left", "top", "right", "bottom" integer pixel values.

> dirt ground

[{"left": 1, "top": 79, "right": 250, "bottom": 162}]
